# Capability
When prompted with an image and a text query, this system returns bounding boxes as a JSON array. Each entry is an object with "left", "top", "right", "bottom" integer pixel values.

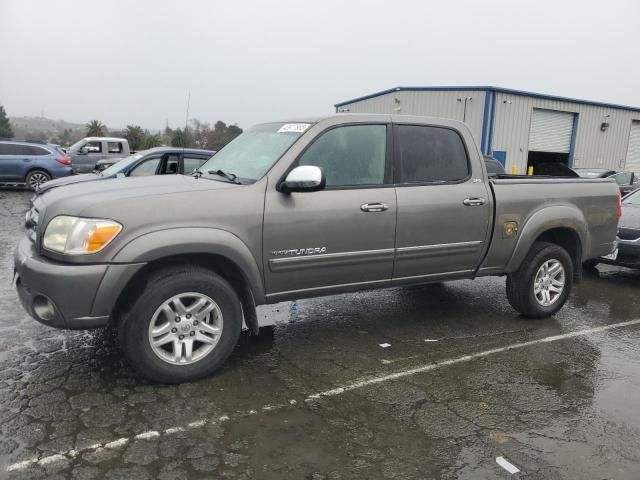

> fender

[
  {"left": 505, "top": 204, "right": 588, "bottom": 273},
  {"left": 111, "top": 227, "right": 265, "bottom": 304}
]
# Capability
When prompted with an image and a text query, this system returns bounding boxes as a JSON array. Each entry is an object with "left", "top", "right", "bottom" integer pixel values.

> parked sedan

[
  {"left": 595, "top": 188, "right": 640, "bottom": 268},
  {"left": 36, "top": 147, "right": 215, "bottom": 194}
]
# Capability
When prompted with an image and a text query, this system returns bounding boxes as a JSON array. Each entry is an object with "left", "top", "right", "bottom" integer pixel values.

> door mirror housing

[{"left": 280, "top": 165, "right": 325, "bottom": 193}]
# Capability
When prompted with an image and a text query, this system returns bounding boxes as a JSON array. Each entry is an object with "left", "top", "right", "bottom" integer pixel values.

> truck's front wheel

[
  {"left": 118, "top": 266, "right": 242, "bottom": 383},
  {"left": 506, "top": 242, "right": 573, "bottom": 318}
]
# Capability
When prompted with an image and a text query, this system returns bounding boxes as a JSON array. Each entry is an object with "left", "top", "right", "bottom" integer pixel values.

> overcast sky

[{"left": 1, "top": 0, "right": 638, "bottom": 130}]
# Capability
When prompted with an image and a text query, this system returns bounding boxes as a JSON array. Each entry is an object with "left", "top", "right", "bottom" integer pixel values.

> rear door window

[
  {"left": 396, "top": 125, "right": 469, "bottom": 184},
  {"left": 0, "top": 144, "right": 32, "bottom": 155},
  {"left": 183, "top": 155, "right": 208, "bottom": 174},
  {"left": 108, "top": 142, "right": 123, "bottom": 154}
]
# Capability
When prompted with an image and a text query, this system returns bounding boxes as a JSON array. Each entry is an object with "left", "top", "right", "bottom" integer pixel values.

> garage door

[
  {"left": 625, "top": 121, "right": 640, "bottom": 173},
  {"left": 528, "top": 109, "right": 575, "bottom": 153}
]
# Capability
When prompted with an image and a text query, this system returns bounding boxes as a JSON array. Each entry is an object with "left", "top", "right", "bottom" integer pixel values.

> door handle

[
  {"left": 360, "top": 202, "right": 389, "bottom": 213},
  {"left": 463, "top": 197, "right": 486, "bottom": 206}
]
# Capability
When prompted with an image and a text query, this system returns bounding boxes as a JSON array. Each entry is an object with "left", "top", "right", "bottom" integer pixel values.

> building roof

[{"left": 334, "top": 86, "right": 640, "bottom": 112}]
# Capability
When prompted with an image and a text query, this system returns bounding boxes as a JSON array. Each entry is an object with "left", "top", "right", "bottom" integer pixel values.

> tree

[
  {"left": 144, "top": 133, "right": 162, "bottom": 149},
  {"left": 85, "top": 120, "right": 106, "bottom": 137},
  {"left": 0, "top": 105, "right": 14, "bottom": 138},
  {"left": 124, "top": 125, "right": 145, "bottom": 151},
  {"left": 171, "top": 128, "right": 187, "bottom": 147}
]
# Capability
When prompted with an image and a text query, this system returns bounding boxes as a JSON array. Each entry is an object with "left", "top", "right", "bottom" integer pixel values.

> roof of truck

[{"left": 84, "top": 137, "right": 128, "bottom": 142}]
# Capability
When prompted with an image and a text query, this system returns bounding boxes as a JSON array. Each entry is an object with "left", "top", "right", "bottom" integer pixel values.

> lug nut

[
  {"left": 171, "top": 328, "right": 177, "bottom": 333},
  {"left": 175, "top": 317, "right": 181, "bottom": 323},
  {"left": 190, "top": 331, "right": 195, "bottom": 336},
  {"left": 179, "top": 335, "right": 184, "bottom": 340},
  {"left": 186, "top": 314, "right": 191, "bottom": 319},
  {"left": 193, "top": 320, "right": 199, "bottom": 326}
]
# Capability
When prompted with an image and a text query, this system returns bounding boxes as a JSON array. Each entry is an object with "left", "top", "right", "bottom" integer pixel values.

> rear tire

[
  {"left": 25, "top": 170, "right": 51, "bottom": 191},
  {"left": 118, "top": 265, "right": 242, "bottom": 383},
  {"left": 506, "top": 242, "right": 573, "bottom": 318}
]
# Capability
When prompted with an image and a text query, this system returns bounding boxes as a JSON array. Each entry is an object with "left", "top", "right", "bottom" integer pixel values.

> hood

[
  {"left": 620, "top": 204, "right": 640, "bottom": 230},
  {"left": 37, "top": 173, "right": 104, "bottom": 194},
  {"left": 34, "top": 174, "right": 238, "bottom": 215}
]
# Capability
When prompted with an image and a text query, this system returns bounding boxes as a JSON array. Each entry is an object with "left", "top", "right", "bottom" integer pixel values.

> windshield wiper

[{"left": 207, "top": 169, "right": 241, "bottom": 184}]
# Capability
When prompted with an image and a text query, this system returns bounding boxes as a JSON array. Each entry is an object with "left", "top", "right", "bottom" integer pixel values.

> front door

[
  {"left": 392, "top": 123, "right": 491, "bottom": 282},
  {"left": 263, "top": 123, "right": 396, "bottom": 299},
  {"left": 74, "top": 140, "right": 105, "bottom": 173}
]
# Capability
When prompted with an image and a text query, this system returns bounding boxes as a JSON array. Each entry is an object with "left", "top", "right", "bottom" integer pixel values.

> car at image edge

[
  {"left": 36, "top": 147, "right": 216, "bottom": 194},
  {"left": 0, "top": 139, "right": 73, "bottom": 190}
]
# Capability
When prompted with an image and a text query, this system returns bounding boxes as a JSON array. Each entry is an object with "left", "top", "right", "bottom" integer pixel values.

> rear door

[
  {"left": 181, "top": 153, "right": 210, "bottom": 174},
  {"left": 392, "top": 122, "right": 491, "bottom": 283},
  {"left": 262, "top": 123, "right": 396, "bottom": 298},
  {"left": 0, "top": 143, "right": 30, "bottom": 182}
]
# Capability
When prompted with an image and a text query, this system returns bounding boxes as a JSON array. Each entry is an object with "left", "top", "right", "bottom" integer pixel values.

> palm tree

[
  {"left": 85, "top": 120, "right": 106, "bottom": 137},
  {"left": 124, "top": 125, "right": 145, "bottom": 150}
]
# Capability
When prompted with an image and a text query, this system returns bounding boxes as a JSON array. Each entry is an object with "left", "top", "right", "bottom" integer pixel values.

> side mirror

[
  {"left": 78, "top": 146, "right": 88, "bottom": 154},
  {"left": 280, "top": 165, "right": 325, "bottom": 193}
]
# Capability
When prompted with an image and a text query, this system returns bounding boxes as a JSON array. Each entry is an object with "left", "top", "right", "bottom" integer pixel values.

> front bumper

[
  {"left": 599, "top": 240, "right": 640, "bottom": 269},
  {"left": 14, "top": 236, "right": 143, "bottom": 330}
]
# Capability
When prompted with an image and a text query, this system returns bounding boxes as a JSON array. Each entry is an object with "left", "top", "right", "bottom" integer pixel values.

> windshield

[
  {"left": 199, "top": 122, "right": 308, "bottom": 182},
  {"left": 68, "top": 139, "right": 86, "bottom": 152},
  {"left": 101, "top": 152, "right": 146, "bottom": 176},
  {"left": 623, "top": 189, "right": 640, "bottom": 206}
]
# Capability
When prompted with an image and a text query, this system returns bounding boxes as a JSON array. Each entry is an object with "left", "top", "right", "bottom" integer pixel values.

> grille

[
  {"left": 25, "top": 206, "right": 39, "bottom": 242},
  {"left": 618, "top": 227, "right": 640, "bottom": 241}
]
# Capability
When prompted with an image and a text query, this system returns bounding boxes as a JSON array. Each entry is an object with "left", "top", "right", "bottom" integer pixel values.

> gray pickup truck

[
  {"left": 68, "top": 137, "right": 131, "bottom": 173},
  {"left": 14, "top": 114, "right": 620, "bottom": 383}
]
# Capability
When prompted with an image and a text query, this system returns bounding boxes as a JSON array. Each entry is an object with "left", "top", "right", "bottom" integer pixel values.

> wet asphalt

[{"left": 1, "top": 189, "right": 640, "bottom": 480}]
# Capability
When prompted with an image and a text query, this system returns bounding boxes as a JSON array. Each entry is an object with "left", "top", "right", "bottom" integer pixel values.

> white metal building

[{"left": 334, "top": 86, "right": 640, "bottom": 174}]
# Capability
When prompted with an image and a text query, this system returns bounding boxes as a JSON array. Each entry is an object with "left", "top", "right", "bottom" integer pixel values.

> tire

[
  {"left": 118, "top": 265, "right": 242, "bottom": 383},
  {"left": 506, "top": 241, "right": 573, "bottom": 318},
  {"left": 25, "top": 170, "right": 51, "bottom": 191}
]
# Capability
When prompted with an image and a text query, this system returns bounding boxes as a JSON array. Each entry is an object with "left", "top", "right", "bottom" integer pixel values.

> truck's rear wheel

[
  {"left": 118, "top": 266, "right": 242, "bottom": 383},
  {"left": 506, "top": 241, "right": 573, "bottom": 318}
]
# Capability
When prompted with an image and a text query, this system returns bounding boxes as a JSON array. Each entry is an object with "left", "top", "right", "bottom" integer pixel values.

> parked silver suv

[{"left": 15, "top": 114, "right": 619, "bottom": 383}]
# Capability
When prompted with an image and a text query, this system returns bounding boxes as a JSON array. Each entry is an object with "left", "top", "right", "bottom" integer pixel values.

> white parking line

[
  {"left": 6, "top": 318, "right": 640, "bottom": 473},
  {"left": 306, "top": 318, "right": 640, "bottom": 400}
]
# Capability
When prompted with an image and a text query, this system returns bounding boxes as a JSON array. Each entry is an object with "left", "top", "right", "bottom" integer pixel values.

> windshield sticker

[{"left": 277, "top": 123, "right": 310, "bottom": 133}]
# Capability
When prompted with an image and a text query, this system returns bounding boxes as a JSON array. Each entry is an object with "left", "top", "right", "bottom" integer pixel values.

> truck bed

[{"left": 478, "top": 177, "right": 619, "bottom": 276}]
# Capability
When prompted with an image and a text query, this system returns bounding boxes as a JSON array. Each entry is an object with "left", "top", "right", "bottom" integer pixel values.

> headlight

[{"left": 43, "top": 215, "right": 122, "bottom": 254}]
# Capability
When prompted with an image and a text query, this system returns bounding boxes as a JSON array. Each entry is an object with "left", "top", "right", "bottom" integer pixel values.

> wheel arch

[
  {"left": 108, "top": 228, "right": 264, "bottom": 334},
  {"left": 506, "top": 205, "right": 587, "bottom": 282}
]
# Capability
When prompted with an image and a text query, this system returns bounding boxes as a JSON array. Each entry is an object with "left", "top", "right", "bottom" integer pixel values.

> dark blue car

[
  {"left": 36, "top": 147, "right": 216, "bottom": 194},
  {"left": 0, "top": 139, "right": 73, "bottom": 190}
]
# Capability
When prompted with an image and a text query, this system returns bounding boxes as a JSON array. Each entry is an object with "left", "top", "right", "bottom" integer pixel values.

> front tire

[
  {"left": 118, "top": 266, "right": 242, "bottom": 383},
  {"left": 25, "top": 170, "right": 51, "bottom": 191},
  {"left": 506, "top": 242, "right": 573, "bottom": 318}
]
